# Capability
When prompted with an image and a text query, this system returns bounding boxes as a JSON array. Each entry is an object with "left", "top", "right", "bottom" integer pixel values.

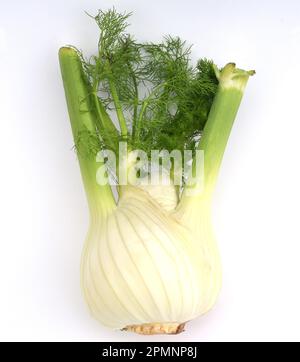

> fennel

[{"left": 59, "top": 9, "right": 254, "bottom": 334}]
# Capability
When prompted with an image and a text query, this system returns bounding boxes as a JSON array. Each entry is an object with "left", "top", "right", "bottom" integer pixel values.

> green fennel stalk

[{"left": 59, "top": 47, "right": 115, "bottom": 215}]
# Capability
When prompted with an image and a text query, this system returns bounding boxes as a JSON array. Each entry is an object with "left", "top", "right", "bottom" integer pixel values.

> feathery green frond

[{"left": 68, "top": 9, "right": 219, "bottom": 165}]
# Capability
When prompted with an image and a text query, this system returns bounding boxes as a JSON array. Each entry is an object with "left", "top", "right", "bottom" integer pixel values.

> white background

[{"left": 0, "top": 0, "right": 300, "bottom": 342}]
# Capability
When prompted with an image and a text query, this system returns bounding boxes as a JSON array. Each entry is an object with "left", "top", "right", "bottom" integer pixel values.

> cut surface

[{"left": 122, "top": 322, "right": 186, "bottom": 335}]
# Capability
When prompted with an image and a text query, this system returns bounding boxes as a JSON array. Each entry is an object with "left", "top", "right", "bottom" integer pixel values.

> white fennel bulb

[{"left": 81, "top": 186, "right": 221, "bottom": 333}]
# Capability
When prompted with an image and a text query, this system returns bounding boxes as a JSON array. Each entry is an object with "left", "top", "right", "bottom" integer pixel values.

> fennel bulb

[{"left": 59, "top": 9, "right": 254, "bottom": 334}]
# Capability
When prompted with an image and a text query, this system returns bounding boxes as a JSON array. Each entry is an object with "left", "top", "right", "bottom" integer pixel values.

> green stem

[
  {"left": 131, "top": 74, "right": 139, "bottom": 140},
  {"left": 59, "top": 47, "right": 116, "bottom": 215},
  {"left": 179, "top": 63, "right": 254, "bottom": 206},
  {"left": 134, "top": 100, "right": 148, "bottom": 141},
  {"left": 134, "top": 82, "right": 167, "bottom": 142},
  {"left": 92, "top": 81, "right": 119, "bottom": 151},
  {"left": 105, "top": 63, "right": 128, "bottom": 138}
]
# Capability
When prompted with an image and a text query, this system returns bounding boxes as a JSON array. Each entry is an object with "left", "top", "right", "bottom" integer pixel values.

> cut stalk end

[{"left": 215, "top": 62, "right": 255, "bottom": 92}]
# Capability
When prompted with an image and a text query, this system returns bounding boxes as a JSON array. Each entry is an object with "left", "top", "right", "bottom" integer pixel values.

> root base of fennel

[{"left": 122, "top": 322, "right": 186, "bottom": 335}]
